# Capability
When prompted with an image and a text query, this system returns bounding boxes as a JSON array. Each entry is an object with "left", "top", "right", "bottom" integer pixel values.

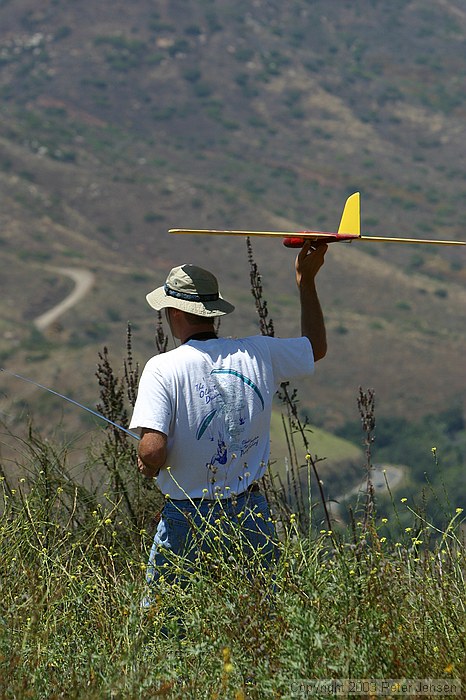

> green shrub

[{"left": 1, "top": 435, "right": 464, "bottom": 697}]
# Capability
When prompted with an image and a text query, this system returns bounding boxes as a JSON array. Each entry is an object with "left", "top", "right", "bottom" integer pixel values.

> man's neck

[{"left": 183, "top": 330, "right": 218, "bottom": 344}]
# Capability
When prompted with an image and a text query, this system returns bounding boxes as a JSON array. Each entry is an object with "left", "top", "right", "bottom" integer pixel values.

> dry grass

[{"left": 0, "top": 434, "right": 464, "bottom": 699}]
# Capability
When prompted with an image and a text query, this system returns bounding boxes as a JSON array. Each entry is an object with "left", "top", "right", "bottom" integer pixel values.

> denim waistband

[
  {"left": 162, "top": 487, "right": 267, "bottom": 522},
  {"left": 168, "top": 482, "right": 260, "bottom": 506}
]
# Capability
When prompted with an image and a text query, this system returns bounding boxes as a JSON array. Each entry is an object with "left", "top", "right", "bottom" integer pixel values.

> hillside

[{"left": 1, "top": 0, "right": 466, "bottom": 452}]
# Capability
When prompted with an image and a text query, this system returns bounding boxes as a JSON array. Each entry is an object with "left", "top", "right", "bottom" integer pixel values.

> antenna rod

[{"left": 1, "top": 367, "right": 140, "bottom": 440}]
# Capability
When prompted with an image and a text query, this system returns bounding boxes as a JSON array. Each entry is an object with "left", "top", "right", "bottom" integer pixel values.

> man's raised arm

[{"left": 295, "top": 241, "right": 328, "bottom": 362}]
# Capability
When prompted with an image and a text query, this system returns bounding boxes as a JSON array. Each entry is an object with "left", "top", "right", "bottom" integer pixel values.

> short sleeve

[
  {"left": 265, "top": 336, "right": 314, "bottom": 384},
  {"left": 129, "top": 361, "right": 172, "bottom": 434}
]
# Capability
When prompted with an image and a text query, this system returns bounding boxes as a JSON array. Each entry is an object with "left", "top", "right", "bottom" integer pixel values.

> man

[{"left": 129, "top": 241, "right": 327, "bottom": 585}]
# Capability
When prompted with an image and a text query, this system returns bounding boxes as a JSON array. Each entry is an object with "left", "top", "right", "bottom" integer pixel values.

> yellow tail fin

[{"left": 337, "top": 192, "right": 360, "bottom": 236}]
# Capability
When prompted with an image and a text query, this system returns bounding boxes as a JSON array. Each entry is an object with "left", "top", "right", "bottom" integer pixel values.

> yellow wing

[{"left": 169, "top": 191, "right": 466, "bottom": 246}]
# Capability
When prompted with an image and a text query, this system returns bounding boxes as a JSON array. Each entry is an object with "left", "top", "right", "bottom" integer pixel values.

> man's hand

[
  {"left": 296, "top": 240, "right": 328, "bottom": 289},
  {"left": 137, "top": 456, "right": 158, "bottom": 478}
]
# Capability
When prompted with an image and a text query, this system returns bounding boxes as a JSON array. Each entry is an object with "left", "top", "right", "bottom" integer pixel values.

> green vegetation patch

[{"left": 270, "top": 408, "right": 362, "bottom": 468}]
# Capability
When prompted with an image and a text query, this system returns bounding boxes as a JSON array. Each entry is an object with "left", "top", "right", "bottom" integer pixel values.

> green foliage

[
  {"left": 18, "top": 248, "right": 52, "bottom": 262},
  {"left": 192, "top": 81, "right": 213, "bottom": 99},
  {"left": 148, "top": 12, "right": 175, "bottom": 33},
  {"left": 54, "top": 25, "right": 72, "bottom": 41},
  {"left": 336, "top": 404, "right": 466, "bottom": 518},
  {"left": 1, "top": 441, "right": 464, "bottom": 697},
  {"left": 184, "top": 25, "right": 202, "bottom": 37},
  {"left": 22, "top": 327, "right": 53, "bottom": 353},
  {"left": 106, "top": 307, "right": 121, "bottom": 322},
  {"left": 204, "top": 9, "right": 222, "bottom": 33},
  {"left": 94, "top": 35, "right": 148, "bottom": 72},
  {"left": 167, "top": 39, "right": 190, "bottom": 57},
  {"left": 183, "top": 67, "right": 201, "bottom": 83},
  {"left": 234, "top": 47, "right": 254, "bottom": 63},
  {"left": 409, "top": 253, "right": 424, "bottom": 270}
]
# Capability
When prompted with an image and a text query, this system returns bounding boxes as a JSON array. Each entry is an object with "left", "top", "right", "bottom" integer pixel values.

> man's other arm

[
  {"left": 295, "top": 241, "right": 328, "bottom": 362},
  {"left": 137, "top": 428, "right": 167, "bottom": 478}
]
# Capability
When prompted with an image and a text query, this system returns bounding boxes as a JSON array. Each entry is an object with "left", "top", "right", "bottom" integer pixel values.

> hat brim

[{"left": 146, "top": 286, "right": 235, "bottom": 317}]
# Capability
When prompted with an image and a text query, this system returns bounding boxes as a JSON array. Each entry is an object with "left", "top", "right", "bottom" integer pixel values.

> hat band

[{"left": 164, "top": 283, "right": 219, "bottom": 303}]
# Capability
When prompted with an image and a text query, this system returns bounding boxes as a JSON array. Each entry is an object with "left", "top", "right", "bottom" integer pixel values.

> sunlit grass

[{"left": 1, "top": 446, "right": 464, "bottom": 699}]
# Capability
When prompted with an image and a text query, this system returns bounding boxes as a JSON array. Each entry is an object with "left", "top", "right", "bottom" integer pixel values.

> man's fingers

[
  {"left": 297, "top": 239, "right": 312, "bottom": 259},
  {"left": 315, "top": 242, "right": 328, "bottom": 255},
  {"left": 297, "top": 240, "right": 328, "bottom": 262}
]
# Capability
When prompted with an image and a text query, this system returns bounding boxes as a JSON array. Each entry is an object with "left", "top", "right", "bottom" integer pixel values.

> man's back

[{"left": 130, "top": 335, "right": 313, "bottom": 499}]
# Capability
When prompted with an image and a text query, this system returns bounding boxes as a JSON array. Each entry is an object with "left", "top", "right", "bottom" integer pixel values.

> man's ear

[
  {"left": 168, "top": 307, "right": 185, "bottom": 340},
  {"left": 171, "top": 308, "right": 183, "bottom": 321}
]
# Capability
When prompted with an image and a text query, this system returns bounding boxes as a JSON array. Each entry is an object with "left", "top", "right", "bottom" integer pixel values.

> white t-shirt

[{"left": 129, "top": 335, "right": 314, "bottom": 499}]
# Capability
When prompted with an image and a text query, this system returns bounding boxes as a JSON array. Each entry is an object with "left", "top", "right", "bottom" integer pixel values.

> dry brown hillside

[{"left": 0, "top": 0, "right": 465, "bottom": 442}]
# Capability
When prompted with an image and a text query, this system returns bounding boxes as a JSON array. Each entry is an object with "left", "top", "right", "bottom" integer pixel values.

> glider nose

[{"left": 283, "top": 236, "right": 305, "bottom": 248}]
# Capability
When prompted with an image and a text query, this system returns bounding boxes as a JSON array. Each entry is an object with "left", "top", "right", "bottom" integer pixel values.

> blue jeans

[{"left": 145, "top": 490, "right": 279, "bottom": 591}]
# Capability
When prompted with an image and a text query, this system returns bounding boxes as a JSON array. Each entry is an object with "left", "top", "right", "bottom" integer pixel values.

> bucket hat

[{"left": 146, "top": 264, "right": 235, "bottom": 317}]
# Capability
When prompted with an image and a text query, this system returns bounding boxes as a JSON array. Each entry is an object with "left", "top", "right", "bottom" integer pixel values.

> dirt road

[
  {"left": 34, "top": 267, "right": 95, "bottom": 331},
  {"left": 333, "top": 463, "right": 405, "bottom": 518}
]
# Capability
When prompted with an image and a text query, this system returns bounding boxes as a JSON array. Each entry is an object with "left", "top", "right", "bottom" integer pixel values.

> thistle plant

[
  {"left": 247, "top": 237, "right": 275, "bottom": 338},
  {"left": 357, "top": 386, "right": 376, "bottom": 534},
  {"left": 95, "top": 323, "right": 162, "bottom": 541},
  {"left": 154, "top": 310, "right": 169, "bottom": 354},
  {"left": 246, "top": 237, "right": 332, "bottom": 537}
]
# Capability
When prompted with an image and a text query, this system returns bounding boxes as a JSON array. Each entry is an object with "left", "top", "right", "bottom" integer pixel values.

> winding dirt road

[
  {"left": 334, "top": 463, "right": 405, "bottom": 517},
  {"left": 34, "top": 267, "right": 95, "bottom": 331}
]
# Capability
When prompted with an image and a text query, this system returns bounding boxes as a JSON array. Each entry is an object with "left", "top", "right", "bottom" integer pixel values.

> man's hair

[{"left": 184, "top": 311, "right": 215, "bottom": 326}]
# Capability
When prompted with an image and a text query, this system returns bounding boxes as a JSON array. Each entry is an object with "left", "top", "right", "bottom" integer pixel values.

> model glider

[{"left": 169, "top": 192, "right": 466, "bottom": 248}]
